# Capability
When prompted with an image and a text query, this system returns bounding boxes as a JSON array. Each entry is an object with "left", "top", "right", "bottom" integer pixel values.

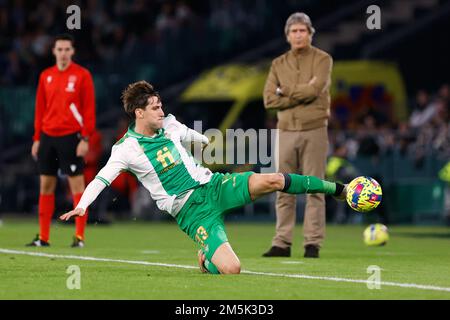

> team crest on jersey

[
  {"left": 65, "top": 75, "right": 77, "bottom": 92},
  {"left": 47, "top": 76, "right": 52, "bottom": 83}
]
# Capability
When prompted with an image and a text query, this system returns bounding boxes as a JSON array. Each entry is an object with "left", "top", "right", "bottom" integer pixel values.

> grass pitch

[{"left": 1, "top": 217, "right": 450, "bottom": 300}]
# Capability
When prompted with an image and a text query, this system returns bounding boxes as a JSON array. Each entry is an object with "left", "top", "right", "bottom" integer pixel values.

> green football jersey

[{"left": 95, "top": 114, "right": 212, "bottom": 216}]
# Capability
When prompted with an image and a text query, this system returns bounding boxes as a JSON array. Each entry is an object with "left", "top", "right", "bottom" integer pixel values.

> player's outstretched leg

[{"left": 248, "top": 173, "right": 346, "bottom": 200}]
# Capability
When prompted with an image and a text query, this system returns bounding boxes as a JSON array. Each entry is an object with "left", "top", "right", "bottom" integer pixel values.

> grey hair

[{"left": 284, "top": 12, "right": 315, "bottom": 37}]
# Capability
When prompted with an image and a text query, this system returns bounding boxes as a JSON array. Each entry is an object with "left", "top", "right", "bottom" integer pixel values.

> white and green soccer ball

[{"left": 363, "top": 223, "right": 389, "bottom": 246}]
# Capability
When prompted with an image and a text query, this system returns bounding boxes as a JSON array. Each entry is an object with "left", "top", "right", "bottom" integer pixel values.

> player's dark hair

[
  {"left": 53, "top": 33, "right": 75, "bottom": 47},
  {"left": 121, "top": 81, "right": 161, "bottom": 119}
]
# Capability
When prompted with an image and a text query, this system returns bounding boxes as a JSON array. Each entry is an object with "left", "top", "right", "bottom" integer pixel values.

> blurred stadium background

[{"left": 1, "top": 0, "right": 450, "bottom": 226}]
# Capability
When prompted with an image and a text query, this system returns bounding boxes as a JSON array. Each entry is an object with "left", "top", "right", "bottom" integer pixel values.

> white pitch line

[
  {"left": 242, "top": 270, "right": 450, "bottom": 293},
  {"left": 2, "top": 248, "right": 450, "bottom": 294},
  {"left": 0, "top": 248, "right": 197, "bottom": 270}
]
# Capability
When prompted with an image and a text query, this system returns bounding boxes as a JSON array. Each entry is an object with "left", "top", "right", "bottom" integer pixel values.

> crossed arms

[{"left": 263, "top": 55, "right": 332, "bottom": 110}]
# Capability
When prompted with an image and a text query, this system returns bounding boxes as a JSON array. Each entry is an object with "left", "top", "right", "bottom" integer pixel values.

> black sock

[
  {"left": 334, "top": 183, "right": 345, "bottom": 196},
  {"left": 281, "top": 173, "right": 291, "bottom": 192}
]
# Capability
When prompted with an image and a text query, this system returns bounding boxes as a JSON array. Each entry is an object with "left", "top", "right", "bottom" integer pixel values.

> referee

[{"left": 27, "top": 34, "right": 96, "bottom": 247}]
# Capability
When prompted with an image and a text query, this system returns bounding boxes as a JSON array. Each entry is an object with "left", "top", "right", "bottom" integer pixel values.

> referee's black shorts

[{"left": 37, "top": 132, "right": 84, "bottom": 176}]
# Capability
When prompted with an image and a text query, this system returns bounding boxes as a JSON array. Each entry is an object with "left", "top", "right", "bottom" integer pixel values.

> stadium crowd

[
  {"left": 0, "top": 0, "right": 276, "bottom": 86},
  {"left": 329, "top": 83, "right": 450, "bottom": 166}
]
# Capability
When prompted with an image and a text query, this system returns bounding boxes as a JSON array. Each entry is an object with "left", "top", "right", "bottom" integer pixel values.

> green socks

[
  {"left": 282, "top": 173, "right": 338, "bottom": 195},
  {"left": 204, "top": 259, "right": 220, "bottom": 274}
]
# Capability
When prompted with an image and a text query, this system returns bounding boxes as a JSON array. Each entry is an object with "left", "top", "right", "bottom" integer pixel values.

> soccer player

[
  {"left": 60, "top": 81, "right": 346, "bottom": 274},
  {"left": 28, "top": 34, "right": 96, "bottom": 248}
]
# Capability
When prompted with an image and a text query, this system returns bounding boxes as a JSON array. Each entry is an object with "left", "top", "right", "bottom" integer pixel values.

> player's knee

[
  {"left": 221, "top": 261, "right": 241, "bottom": 274},
  {"left": 40, "top": 186, "right": 55, "bottom": 194},
  {"left": 40, "top": 177, "right": 57, "bottom": 194},
  {"left": 68, "top": 175, "right": 86, "bottom": 194}
]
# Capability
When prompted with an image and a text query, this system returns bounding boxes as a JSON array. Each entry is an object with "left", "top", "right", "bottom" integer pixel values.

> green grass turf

[{"left": 1, "top": 217, "right": 450, "bottom": 299}]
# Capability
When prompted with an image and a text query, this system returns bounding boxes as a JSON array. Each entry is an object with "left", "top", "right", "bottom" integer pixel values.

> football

[
  {"left": 364, "top": 223, "right": 389, "bottom": 246},
  {"left": 346, "top": 176, "right": 382, "bottom": 212}
]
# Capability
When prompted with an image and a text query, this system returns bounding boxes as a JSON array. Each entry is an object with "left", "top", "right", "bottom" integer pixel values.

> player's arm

[
  {"left": 60, "top": 146, "right": 128, "bottom": 221},
  {"left": 80, "top": 70, "right": 96, "bottom": 139},
  {"left": 285, "top": 55, "right": 332, "bottom": 102},
  {"left": 76, "top": 71, "right": 96, "bottom": 157},
  {"left": 184, "top": 126, "right": 209, "bottom": 145},
  {"left": 164, "top": 114, "right": 209, "bottom": 145},
  {"left": 31, "top": 73, "right": 46, "bottom": 159},
  {"left": 263, "top": 63, "right": 298, "bottom": 110},
  {"left": 59, "top": 179, "right": 106, "bottom": 220},
  {"left": 33, "top": 72, "right": 46, "bottom": 141}
]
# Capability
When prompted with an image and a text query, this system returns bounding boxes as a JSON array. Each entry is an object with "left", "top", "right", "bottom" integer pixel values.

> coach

[{"left": 262, "top": 13, "right": 333, "bottom": 258}]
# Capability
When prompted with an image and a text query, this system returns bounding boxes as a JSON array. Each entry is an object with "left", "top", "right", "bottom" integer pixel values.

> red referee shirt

[{"left": 33, "top": 62, "right": 96, "bottom": 141}]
